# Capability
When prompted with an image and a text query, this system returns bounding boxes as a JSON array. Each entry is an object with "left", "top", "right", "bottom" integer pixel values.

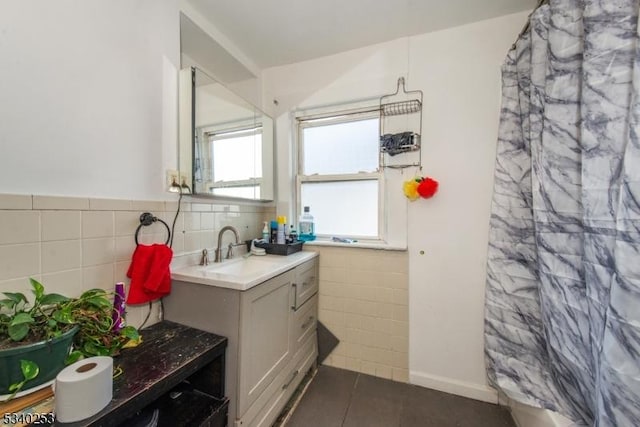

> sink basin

[
  {"left": 205, "top": 256, "right": 279, "bottom": 277},
  {"left": 171, "top": 252, "right": 317, "bottom": 291}
]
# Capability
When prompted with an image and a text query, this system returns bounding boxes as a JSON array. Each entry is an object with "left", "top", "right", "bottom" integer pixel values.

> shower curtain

[{"left": 485, "top": 1, "right": 640, "bottom": 426}]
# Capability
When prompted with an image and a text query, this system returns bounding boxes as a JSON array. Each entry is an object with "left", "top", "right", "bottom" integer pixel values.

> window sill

[{"left": 302, "top": 239, "right": 407, "bottom": 251}]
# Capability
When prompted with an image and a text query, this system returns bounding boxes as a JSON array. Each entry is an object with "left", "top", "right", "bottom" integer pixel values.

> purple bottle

[{"left": 112, "top": 282, "right": 126, "bottom": 332}]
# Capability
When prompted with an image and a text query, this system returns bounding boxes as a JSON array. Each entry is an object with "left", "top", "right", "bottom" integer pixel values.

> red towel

[{"left": 126, "top": 244, "right": 173, "bottom": 304}]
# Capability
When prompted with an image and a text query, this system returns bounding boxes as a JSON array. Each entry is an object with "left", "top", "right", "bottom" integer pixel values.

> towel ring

[{"left": 134, "top": 212, "right": 171, "bottom": 245}]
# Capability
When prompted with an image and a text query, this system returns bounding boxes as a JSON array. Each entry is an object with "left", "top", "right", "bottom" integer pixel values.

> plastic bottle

[
  {"left": 270, "top": 220, "right": 278, "bottom": 244},
  {"left": 298, "top": 206, "right": 316, "bottom": 241},
  {"left": 289, "top": 225, "right": 298, "bottom": 243},
  {"left": 262, "top": 222, "right": 269, "bottom": 241},
  {"left": 284, "top": 216, "right": 290, "bottom": 241},
  {"left": 276, "top": 216, "right": 285, "bottom": 244},
  {"left": 112, "top": 282, "right": 126, "bottom": 332}
]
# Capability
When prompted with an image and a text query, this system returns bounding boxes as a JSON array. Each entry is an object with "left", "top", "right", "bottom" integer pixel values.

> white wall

[
  {"left": 263, "top": 11, "right": 528, "bottom": 401},
  {"left": 0, "top": 0, "right": 180, "bottom": 200},
  {"left": 406, "top": 11, "right": 525, "bottom": 403},
  {"left": 179, "top": 0, "right": 264, "bottom": 110},
  {"left": 263, "top": 37, "right": 412, "bottom": 247}
]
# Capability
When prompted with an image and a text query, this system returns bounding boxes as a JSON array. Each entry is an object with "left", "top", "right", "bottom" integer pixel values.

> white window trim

[
  {"left": 295, "top": 107, "right": 386, "bottom": 243},
  {"left": 200, "top": 123, "right": 263, "bottom": 195}
]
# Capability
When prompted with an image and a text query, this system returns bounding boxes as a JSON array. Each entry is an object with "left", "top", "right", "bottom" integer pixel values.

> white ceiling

[{"left": 187, "top": 0, "right": 537, "bottom": 69}]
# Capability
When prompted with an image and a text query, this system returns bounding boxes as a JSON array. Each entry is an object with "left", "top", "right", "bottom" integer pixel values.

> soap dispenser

[{"left": 262, "top": 221, "right": 269, "bottom": 241}]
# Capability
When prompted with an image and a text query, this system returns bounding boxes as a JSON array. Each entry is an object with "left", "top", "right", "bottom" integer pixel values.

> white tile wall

[
  {"left": 0, "top": 194, "right": 32, "bottom": 210},
  {"left": 82, "top": 237, "right": 115, "bottom": 267},
  {"left": 0, "top": 211, "right": 40, "bottom": 244},
  {"left": 89, "top": 198, "right": 133, "bottom": 211},
  {"left": 82, "top": 211, "right": 115, "bottom": 238},
  {"left": 41, "top": 240, "right": 82, "bottom": 273},
  {"left": 41, "top": 211, "right": 82, "bottom": 241},
  {"left": 313, "top": 246, "right": 410, "bottom": 383},
  {"left": 0, "top": 243, "right": 40, "bottom": 280},
  {"left": 0, "top": 194, "right": 409, "bottom": 382},
  {"left": 33, "top": 195, "right": 90, "bottom": 210},
  {"left": 0, "top": 193, "right": 275, "bottom": 329},
  {"left": 41, "top": 269, "right": 83, "bottom": 297}
]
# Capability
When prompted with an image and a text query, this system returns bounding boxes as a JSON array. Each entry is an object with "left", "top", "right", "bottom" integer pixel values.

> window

[
  {"left": 204, "top": 126, "right": 262, "bottom": 198},
  {"left": 297, "top": 110, "right": 381, "bottom": 239}
]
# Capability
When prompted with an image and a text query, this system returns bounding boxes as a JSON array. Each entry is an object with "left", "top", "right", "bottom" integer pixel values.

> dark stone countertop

[{"left": 52, "top": 320, "right": 227, "bottom": 427}]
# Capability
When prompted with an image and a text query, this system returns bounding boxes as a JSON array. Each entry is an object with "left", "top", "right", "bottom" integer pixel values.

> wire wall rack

[
  {"left": 379, "top": 77, "right": 423, "bottom": 170},
  {"left": 381, "top": 99, "right": 422, "bottom": 116}
]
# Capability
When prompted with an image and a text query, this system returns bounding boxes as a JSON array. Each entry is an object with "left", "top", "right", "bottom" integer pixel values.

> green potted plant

[{"left": 0, "top": 278, "right": 139, "bottom": 399}]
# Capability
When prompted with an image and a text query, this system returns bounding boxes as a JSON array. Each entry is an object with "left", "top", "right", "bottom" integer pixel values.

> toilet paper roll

[{"left": 55, "top": 356, "right": 113, "bottom": 423}]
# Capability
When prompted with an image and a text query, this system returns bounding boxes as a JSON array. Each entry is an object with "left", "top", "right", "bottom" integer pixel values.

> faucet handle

[
  {"left": 200, "top": 248, "right": 209, "bottom": 266},
  {"left": 226, "top": 242, "right": 234, "bottom": 259}
]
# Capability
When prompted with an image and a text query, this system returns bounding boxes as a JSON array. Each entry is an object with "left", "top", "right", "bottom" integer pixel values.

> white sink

[
  {"left": 204, "top": 256, "right": 280, "bottom": 277},
  {"left": 171, "top": 251, "right": 318, "bottom": 291}
]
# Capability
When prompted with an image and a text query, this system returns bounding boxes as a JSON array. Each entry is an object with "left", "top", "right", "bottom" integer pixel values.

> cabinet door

[{"left": 237, "top": 271, "right": 294, "bottom": 417}]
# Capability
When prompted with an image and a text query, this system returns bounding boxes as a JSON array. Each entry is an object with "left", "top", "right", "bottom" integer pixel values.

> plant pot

[{"left": 0, "top": 326, "right": 78, "bottom": 395}]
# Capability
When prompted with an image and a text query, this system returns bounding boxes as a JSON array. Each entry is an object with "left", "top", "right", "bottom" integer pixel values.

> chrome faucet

[{"left": 215, "top": 226, "right": 242, "bottom": 262}]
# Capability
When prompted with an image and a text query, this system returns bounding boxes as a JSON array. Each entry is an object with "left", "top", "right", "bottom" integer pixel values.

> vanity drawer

[
  {"left": 293, "top": 295, "right": 317, "bottom": 351},
  {"left": 292, "top": 258, "right": 318, "bottom": 310}
]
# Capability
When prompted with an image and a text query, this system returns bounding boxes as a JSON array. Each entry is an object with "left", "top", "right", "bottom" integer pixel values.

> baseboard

[{"left": 409, "top": 371, "right": 498, "bottom": 403}]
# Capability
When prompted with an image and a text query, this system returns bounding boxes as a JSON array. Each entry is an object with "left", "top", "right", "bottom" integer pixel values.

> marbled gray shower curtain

[{"left": 485, "top": 1, "right": 640, "bottom": 425}]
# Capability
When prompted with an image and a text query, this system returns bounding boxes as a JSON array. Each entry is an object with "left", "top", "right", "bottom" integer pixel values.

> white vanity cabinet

[{"left": 164, "top": 253, "right": 318, "bottom": 427}]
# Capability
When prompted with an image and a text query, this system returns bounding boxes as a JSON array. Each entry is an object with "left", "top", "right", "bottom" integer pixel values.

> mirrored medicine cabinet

[{"left": 177, "top": 13, "right": 274, "bottom": 201}]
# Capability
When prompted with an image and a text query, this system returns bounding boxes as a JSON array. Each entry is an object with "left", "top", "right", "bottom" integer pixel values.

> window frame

[
  {"left": 295, "top": 108, "right": 384, "bottom": 241},
  {"left": 201, "top": 123, "right": 264, "bottom": 197}
]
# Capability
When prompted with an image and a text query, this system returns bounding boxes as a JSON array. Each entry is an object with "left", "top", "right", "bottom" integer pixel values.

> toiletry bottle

[
  {"left": 112, "top": 282, "right": 126, "bottom": 332},
  {"left": 277, "top": 216, "right": 286, "bottom": 244},
  {"left": 270, "top": 220, "right": 278, "bottom": 244},
  {"left": 262, "top": 221, "right": 269, "bottom": 241},
  {"left": 299, "top": 206, "right": 316, "bottom": 241},
  {"left": 289, "top": 225, "right": 298, "bottom": 243},
  {"left": 283, "top": 216, "right": 289, "bottom": 242}
]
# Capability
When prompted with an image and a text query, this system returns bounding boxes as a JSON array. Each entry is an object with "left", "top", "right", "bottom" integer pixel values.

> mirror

[
  {"left": 178, "top": 13, "right": 274, "bottom": 201},
  {"left": 181, "top": 67, "right": 274, "bottom": 200}
]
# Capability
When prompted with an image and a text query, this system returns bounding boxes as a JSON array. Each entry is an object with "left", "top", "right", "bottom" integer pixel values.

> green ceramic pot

[{"left": 0, "top": 326, "right": 78, "bottom": 395}]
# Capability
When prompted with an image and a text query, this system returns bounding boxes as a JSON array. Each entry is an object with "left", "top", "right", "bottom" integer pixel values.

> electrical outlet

[
  {"left": 180, "top": 173, "right": 191, "bottom": 193},
  {"left": 166, "top": 169, "right": 179, "bottom": 191},
  {"left": 180, "top": 173, "right": 190, "bottom": 187}
]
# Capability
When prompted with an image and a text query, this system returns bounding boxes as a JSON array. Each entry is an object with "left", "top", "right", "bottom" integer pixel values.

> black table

[{"left": 49, "top": 321, "right": 228, "bottom": 427}]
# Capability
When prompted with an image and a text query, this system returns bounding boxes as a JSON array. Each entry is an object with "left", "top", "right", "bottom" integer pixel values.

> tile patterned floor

[{"left": 285, "top": 366, "right": 516, "bottom": 427}]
